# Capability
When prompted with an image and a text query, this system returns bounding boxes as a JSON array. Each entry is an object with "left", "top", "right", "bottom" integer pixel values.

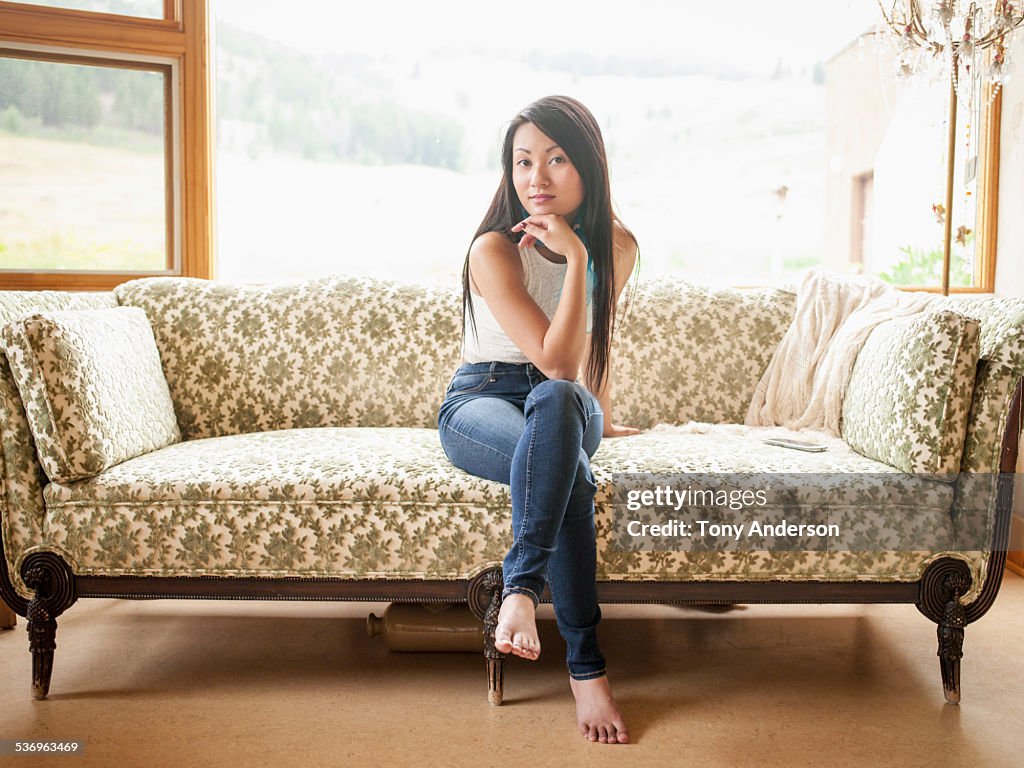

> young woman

[{"left": 437, "top": 95, "right": 639, "bottom": 744}]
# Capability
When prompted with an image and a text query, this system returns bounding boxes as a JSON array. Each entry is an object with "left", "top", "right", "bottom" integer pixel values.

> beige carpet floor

[{"left": 2, "top": 572, "right": 1022, "bottom": 768}]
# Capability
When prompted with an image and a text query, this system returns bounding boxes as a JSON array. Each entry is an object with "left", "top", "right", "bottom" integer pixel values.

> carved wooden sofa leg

[
  {"left": 20, "top": 552, "right": 77, "bottom": 700},
  {"left": 468, "top": 567, "right": 506, "bottom": 706},
  {"left": 918, "top": 557, "right": 972, "bottom": 705},
  {"left": 483, "top": 586, "right": 505, "bottom": 706}
]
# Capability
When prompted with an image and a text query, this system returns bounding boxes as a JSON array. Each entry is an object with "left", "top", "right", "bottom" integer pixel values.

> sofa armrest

[
  {"left": 952, "top": 363, "right": 1022, "bottom": 604},
  {"left": 0, "top": 354, "right": 47, "bottom": 603},
  {"left": 0, "top": 289, "right": 118, "bottom": 606},
  {"left": 959, "top": 363, "right": 1021, "bottom": 475}
]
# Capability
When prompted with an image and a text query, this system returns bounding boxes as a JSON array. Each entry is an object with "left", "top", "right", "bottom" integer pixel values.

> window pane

[
  {"left": 11, "top": 1, "right": 163, "bottom": 19},
  {"left": 213, "top": 0, "right": 979, "bottom": 287},
  {"left": 827, "top": 40, "right": 981, "bottom": 288},
  {"left": 0, "top": 56, "right": 168, "bottom": 272}
]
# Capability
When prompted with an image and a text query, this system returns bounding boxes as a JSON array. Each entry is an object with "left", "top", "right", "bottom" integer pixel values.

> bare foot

[
  {"left": 569, "top": 675, "right": 629, "bottom": 744},
  {"left": 494, "top": 594, "right": 540, "bottom": 660}
]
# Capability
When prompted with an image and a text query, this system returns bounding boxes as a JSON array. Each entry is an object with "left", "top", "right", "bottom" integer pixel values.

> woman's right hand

[{"left": 511, "top": 214, "right": 587, "bottom": 266}]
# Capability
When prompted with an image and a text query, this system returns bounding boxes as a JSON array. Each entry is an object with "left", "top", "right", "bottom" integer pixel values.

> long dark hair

[{"left": 461, "top": 94, "right": 638, "bottom": 391}]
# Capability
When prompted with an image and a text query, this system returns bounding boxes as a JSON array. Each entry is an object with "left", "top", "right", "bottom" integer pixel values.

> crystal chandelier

[
  {"left": 874, "top": 2, "right": 1023, "bottom": 294},
  {"left": 876, "top": 1, "right": 1024, "bottom": 101}
]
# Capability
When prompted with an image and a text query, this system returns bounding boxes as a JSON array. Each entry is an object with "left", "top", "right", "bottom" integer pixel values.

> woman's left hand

[
  {"left": 510, "top": 214, "right": 586, "bottom": 264},
  {"left": 603, "top": 423, "right": 641, "bottom": 438}
]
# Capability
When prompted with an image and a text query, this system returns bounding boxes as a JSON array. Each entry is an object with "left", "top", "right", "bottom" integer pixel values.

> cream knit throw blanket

[{"left": 745, "top": 268, "right": 936, "bottom": 435}]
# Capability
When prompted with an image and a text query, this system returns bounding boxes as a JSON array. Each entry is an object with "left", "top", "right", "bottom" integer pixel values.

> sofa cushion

[
  {"left": 41, "top": 425, "right": 957, "bottom": 583},
  {"left": 841, "top": 309, "right": 980, "bottom": 477},
  {"left": 2, "top": 306, "right": 180, "bottom": 483}
]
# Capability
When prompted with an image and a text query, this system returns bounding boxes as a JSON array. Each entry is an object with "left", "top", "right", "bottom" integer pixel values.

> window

[
  {"left": 210, "top": 0, "right": 999, "bottom": 291},
  {"left": 0, "top": 0, "right": 211, "bottom": 291},
  {"left": 0, "top": 53, "right": 173, "bottom": 273},
  {"left": 828, "top": 34, "right": 995, "bottom": 291},
  {"left": 2, "top": 1, "right": 1003, "bottom": 291},
  {"left": 12, "top": 0, "right": 162, "bottom": 18}
]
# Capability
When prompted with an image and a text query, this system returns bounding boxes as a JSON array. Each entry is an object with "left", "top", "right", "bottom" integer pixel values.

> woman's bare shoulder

[
  {"left": 468, "top": 231, "right": 523, "bottom": 294},
  {"left": 612, "top": 220, "right": 638, "bottom": 252},
  {"left": 612, "top": 222, "right": 638, "bottom": 279},
  {"left": 471, "top": 229, "right": 518, "bottom": 254}
]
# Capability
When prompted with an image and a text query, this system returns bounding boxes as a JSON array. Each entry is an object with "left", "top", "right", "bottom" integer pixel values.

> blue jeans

[{"left": 437, "top": 361, "right": 607, "bottom": 680}]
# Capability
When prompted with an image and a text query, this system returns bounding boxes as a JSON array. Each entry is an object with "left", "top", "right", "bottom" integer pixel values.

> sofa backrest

[
  {"left": 114, "top": 276, "right": 463, "bottom": 438},
  {"left": 5, "top": 278, "right": 1019, "bottom": 448},
  {"left": 114, "top": 275, "right": 802, "bottom": 437},
  {"left": 611, "top": 279, "right": 797, "bottom": 429},
  {"left": 941, "top": 295, "right": 1024, "bottom": 370}
]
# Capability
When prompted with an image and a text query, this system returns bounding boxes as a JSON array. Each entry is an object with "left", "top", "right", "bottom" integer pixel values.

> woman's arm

[
  {"left": 585, "top": 344, "right": 640, "bottom": 437},
  {"left": 469, "top": 217, "right": 589, "bottom": 381},
  {"left": 583, "top": 224, "right": 640, "bottom": 437}
]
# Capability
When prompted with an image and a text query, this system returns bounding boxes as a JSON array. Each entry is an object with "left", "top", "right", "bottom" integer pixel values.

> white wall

[
  {"left": 993, "top": 31, "right": 1024, "bottom": 563},
  {"left": 995, "top": 30, "right": 1024, "bottom": 298}
]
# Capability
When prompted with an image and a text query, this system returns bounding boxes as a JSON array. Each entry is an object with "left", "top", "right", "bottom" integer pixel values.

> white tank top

[{"left": 461, "top": 244, "right": 594, "bottom": 364}]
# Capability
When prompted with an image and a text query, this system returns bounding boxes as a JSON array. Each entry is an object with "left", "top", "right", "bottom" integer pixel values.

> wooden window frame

[
  {"left": 890, "top": 83, "right": 1000, "bottom": 296},
  {"left": 0, "top": 0, "right": 212, "bottom": 290},
  {"left": 974, "top": 84, "right": 1001, "bottom": 294}
]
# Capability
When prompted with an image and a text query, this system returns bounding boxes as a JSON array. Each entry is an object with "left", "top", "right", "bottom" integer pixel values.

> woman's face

[{"left": 511, "top": 121, "right": 585, "bottom": 222}]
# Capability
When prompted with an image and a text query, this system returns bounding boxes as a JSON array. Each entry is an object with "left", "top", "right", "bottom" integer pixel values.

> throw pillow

[
  {"left": 841, "top": 309, "right": 980, "bottom": 478},
  {"left": 2, "top": 306, "right": 180, "bottom": 483}
]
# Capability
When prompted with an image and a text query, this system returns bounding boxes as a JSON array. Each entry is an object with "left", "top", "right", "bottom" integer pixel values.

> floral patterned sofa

[{"left": 1, "top": 276, "right": 1022, "bottom": 704}]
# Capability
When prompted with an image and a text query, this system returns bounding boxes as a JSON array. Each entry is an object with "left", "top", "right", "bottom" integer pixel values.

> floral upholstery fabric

[
  {"left": 0, "top": 290, "right": 119, "bottom": 599},
  {"left": 113, "top": 275, "right": 799, "bottom": 438},
  {"left": 2, "top": 277, "right": 1022, "bottom": 609},
  {"left": 959, "top": 362, "right": 1020, "bottom": 475},
  {"left": 941, "top": 295, "right": 1024, "bottom": 596},
  {"left": 41, "top": 424, "right": 969, "bottom": 586},
  {"left": 3, "top": 307, "right": 180, "bottom": 484},
  {"left": 44, "top": 428, "right": 508, "bottom": 577},
  {"left": 941, "top": 296, "right": 1024, "bottom": 371},
  {"left": 841, "top": 310, "right": 980, "bottom": 476},
  {"left": 113, "top": 276, "right": 464, "bottom": 439},
  {"left": 951, "top": 361, "right": 1021, "bottom": 592},
  {"left": 593, "top": 425, "right": 981, "bottom": 592},
  {"left": 611, "top": 280, "right": 796, "bottom": 429}
]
